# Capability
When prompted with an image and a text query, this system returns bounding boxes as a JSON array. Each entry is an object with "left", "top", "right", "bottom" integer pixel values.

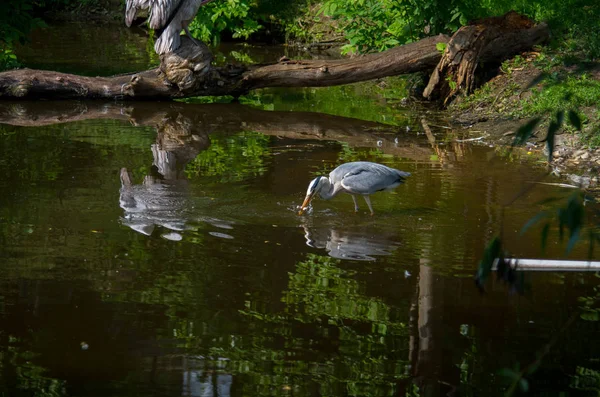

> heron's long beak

[{"left": 298, "top": 193, "right": 314, "bottom": 215}]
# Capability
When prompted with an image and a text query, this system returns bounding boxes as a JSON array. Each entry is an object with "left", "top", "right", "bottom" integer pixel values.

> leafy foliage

[
  {"left": 316, "top": 0, "right": 600, "bottom": 58},
  {"left": 188, "top": 0, "right": 311, "bottom": 45},
  {"left": 319, "top": 0, "right": 474, "bottom": 54},
  {"left": 0, "top": 0, "right": 45, "bottom": 70}
]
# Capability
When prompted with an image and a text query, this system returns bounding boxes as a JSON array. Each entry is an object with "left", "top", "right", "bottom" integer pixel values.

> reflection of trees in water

[
  {"left": 185, "top": 131, "right": 272, "bottom": 182},
  {"left": 234, "top": 254, "right": 412, "bottom": 396},
  {"left": 0, "top": 101, "right": 555, "bottom": 396}
]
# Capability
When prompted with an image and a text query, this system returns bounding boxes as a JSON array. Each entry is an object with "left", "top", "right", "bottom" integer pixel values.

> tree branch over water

[{"left": 0, "top": 12, "right": 549, "bottom": 102}]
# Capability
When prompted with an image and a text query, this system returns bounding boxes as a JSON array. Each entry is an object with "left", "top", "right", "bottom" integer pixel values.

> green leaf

[
  {"left": 498, "top": 368, "right": 519, "bottom": 380},
  {"left": 581, "top": 310, "right": 600, "bottom": 321},
  {"left": 436, "top": 42, "right": 447, "bottom": 52},
  {"left": 519, "top": 378, "right": 530, "bottom": 393}
]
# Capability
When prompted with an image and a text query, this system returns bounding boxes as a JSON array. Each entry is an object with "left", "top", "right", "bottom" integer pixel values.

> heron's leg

[
  {"left": 363, "top": 195, "right": 375, "bottom": 216},
  {"left": 351, "top": 195, "right": 360, "bottom": 212},
  {"left": 184, "top": 26, "right": 202, "bottom": 47}
]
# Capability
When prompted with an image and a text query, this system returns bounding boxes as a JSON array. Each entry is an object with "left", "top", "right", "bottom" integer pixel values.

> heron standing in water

[
  {"left": 125, "top": 0, "right": 215, "bottom": 55},
  {"left": 298, "top": 161, "right": 411, "bottom": 216}
]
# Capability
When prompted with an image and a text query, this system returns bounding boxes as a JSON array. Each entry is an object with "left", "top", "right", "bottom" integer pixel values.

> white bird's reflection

[
  {"left": 119, "top": 167, "right": 234, "bottom": 239},
  {"left": 119, "top": 138, "right": 233, "bottom": 239},
  {"left": 302, "top": 225, "right": 400, "bottom": 261}
]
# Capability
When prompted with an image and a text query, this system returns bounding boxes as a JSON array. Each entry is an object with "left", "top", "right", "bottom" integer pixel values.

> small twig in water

[{"left": 455, "top": 135, "right": 487, "bottom": 142}]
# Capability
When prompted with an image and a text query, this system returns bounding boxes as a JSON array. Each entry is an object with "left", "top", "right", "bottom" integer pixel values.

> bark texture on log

[
  {"left": 0, "top": 35, "right": 449, "bottom": 101},
  {"left": 423, "top": 11, "right": 549, "bottom": 105}
]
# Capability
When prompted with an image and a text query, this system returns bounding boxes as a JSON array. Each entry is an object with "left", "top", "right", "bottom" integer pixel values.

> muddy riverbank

[{"left": 448, "top": 54, "right": 600, "bottom": 191}]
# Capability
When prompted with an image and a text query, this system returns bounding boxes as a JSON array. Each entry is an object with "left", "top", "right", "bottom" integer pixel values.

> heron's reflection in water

[
  {"left": 119, "top": 112, "right": 234, "bottom": 240},
  {"left": 302, "top": 224, "right": 400, "bottom": 261}
]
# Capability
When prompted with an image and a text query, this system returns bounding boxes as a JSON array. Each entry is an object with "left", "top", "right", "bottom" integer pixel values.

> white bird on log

[
  {"left": 125, "top": 0, "right": 214, "bottom": 55},
  {"left": 298, "top": 161, "right": 411, "bottom": 216}
]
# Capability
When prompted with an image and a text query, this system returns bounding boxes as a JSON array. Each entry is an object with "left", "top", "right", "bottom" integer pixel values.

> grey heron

[
  {"left": 125, "top": 0, "right": 214, "bottom": 55},
  {"left": 298, "top": 161, "right": 410, "bottom": 216}
]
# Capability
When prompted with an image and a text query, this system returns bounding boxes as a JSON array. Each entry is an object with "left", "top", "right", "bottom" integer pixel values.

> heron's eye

[{"left": 308, "top": 177, "right": 321, "bottom": 192}]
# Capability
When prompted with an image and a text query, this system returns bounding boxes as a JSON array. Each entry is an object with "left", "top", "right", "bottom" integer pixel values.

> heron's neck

[{"left": 319, "top": 178, "right": 339, "bottom": 200}]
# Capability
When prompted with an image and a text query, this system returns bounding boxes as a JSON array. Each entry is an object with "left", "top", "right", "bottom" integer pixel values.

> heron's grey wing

[
  {"left": 340, "top": 164, "right": 406, "bottom": 194},
  {"left": 148, "top": 0, "right": 183, "bottom": 29},
  {"left": 125, "top": 0, "right": 150, "bottom": 27}
]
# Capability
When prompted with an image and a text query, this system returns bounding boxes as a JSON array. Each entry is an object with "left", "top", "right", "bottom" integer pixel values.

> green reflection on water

[
  {"left": 239, "top": 77, "right": 411, "bottom": 125},
  {"left": 186, "top": 131, "right": 272, "bottom": 182}
]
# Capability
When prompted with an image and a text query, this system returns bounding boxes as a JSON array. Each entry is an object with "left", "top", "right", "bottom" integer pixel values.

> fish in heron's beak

[
  {"left": 298, "top": 176, "right": 322, "bottom": 215},
  {"left": 298, "top": 193, "right": 315, "bottom": 215}
]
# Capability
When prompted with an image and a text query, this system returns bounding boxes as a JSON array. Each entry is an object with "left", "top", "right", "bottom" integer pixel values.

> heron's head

[{"left": 298, "top": 176, "right": 325, "bottom": 215}]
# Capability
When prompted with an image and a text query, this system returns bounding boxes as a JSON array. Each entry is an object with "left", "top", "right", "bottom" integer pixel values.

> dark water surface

[{"left": 2, "top": 23, "right": 600, "bottom": 397}]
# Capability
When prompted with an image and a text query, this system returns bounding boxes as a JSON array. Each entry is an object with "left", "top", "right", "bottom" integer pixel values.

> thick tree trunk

[
  {"left": 423, "top": 12, "right": 550, "bottom": 105},
  {"left": 0, "top": 12, "right": 548, "bottom": 102}
]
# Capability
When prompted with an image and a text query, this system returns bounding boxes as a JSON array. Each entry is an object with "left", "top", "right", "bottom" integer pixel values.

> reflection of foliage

[
  {"left": 234, "top": 254, "right": 410, "bottom": 396},
  {"left": 230, "top": 50, "right": 256, "bottom": 64},
  {"left": 337, "top": 143, "right": 396, "bottom": 164},
  {"left": 578, "top": 287, "right": 600, "bottom": 322},
  {"left": 185, "top": 131, "right": 272, "bottom": 182},
  {"left": 570, "top": 366, "right": 600, "bottom": 392},
  {"left": 240, "top": 77, "right": 411, "bottom": 125},
  {"left": 0, "top": 334, "right": 67, "bottom": 397}
]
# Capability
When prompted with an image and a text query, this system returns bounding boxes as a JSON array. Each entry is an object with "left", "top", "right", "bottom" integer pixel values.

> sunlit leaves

[
  {"left": 579, "top": 291, "right": 600, "bottom": 322},
  {"left": 317, "top": 0, "right": 492, "bottom": 53},
  {"left": 189, "top": 0, "right": 261, "bottom": 44}
]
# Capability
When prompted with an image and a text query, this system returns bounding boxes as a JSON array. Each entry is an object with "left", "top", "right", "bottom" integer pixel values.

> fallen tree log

[
  {"left": 0, "top": 35, "right": 449, "bottom": 101},
  {"left": 424, "top": 11, "right": 550, "bottom": 105},
  {"left": 0, "top": 12, "right": 548, "bottom": 101}
]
